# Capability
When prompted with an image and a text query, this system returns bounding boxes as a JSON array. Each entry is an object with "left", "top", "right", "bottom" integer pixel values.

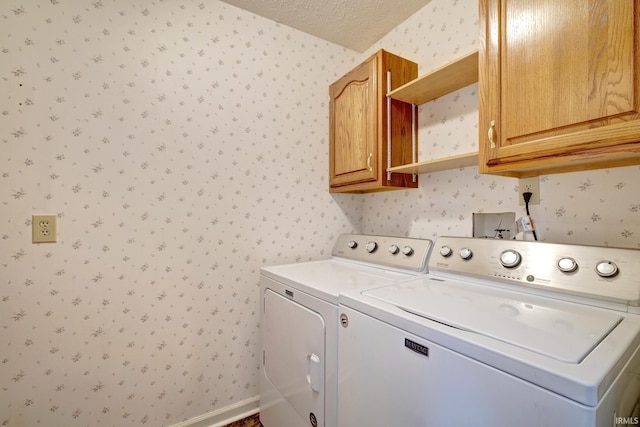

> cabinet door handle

[
  {"left": 367, "top": 153, "right": 373, "bottom": 171},
  {"left": 488, "top": 120, "right": 497, "bottom": 148}
]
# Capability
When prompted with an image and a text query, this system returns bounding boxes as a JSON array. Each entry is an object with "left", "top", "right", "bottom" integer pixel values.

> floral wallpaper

[
  {"left": 2, "top": 0, "right": 640, "bottom": 427},
  {"left": 1, "top": 1, "right": 358, "bottom": 426},
  {"left": 362, "top": 0, "right": 640, "bottom": 249}
]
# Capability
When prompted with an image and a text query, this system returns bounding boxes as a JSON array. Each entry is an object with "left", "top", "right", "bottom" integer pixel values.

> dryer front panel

[{"left": 263, "top": 289, "right": 325, "bottom": 427}]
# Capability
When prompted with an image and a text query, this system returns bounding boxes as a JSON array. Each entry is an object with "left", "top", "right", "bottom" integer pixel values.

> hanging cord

[{"left": 522, "top": 192, "right": 538, "bottom": 241}]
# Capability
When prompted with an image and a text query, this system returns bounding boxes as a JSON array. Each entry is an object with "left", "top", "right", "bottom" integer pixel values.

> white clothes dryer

[
  {"left": 259, "top": 234, "right": 432, "bottom": 427},
  {"left": 338, "top": 236, "right": 640, "bottom": 427}
]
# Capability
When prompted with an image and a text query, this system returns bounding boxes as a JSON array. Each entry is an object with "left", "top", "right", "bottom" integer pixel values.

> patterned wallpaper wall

[
  {"left": 2, "top": 0, "right": 640, "bottom": 426},
  {"left": 1, "top": 1, "right": 359, "bottom": 426},
  {"left": 362, "top": 0, "right": 640, "bottom": 249}
]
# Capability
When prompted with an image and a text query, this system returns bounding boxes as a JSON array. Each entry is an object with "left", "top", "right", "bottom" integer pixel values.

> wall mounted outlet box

[
  {"left": 518, "top": 177, "right": 540, "bottom": 205},
  {"left": 32, "top": 215, "right": 57, "bottom": 243}
]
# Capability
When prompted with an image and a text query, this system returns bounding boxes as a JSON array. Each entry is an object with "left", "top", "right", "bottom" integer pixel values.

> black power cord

[{"left": 522, "top": 192, "right": 538, "bottom": 240}]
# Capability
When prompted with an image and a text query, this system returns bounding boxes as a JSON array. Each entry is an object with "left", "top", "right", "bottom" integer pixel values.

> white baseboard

[{"left": 167, "top": 396, "right": 260, "bottom": 427}]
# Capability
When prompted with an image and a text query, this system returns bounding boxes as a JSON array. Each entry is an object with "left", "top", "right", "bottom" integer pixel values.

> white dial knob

[
  {"left": 402, "top": 246, "right": 414, "bottom": 256},
  {"left": 595, "top": 261, "right": 618, "bottom": 278},
  {"left": 557, "top": 257, "right": 578, "bottom": 273},
  {"left": 439, "top": 246, "right": 453, "bottom": 257},
  {"left": 459, "top": 248, "right": 473, "bottom": 260},
  {"left": 388, "top": 244, "right": 399, "bottom": 255},
  {"left": 500, "top": 249, "right": 521, "bottom": 268},
  {"left": 365, "top": 241, "right": 378, "bottom": 253},
  {"left": 347, "top": 240, "right": 357, "bottom": 249}
]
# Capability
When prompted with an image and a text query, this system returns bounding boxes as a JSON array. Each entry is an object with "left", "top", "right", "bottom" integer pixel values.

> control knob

[
  {"left": 459, "top": 248, "right": 473, "bottom": 260},
  {"left": 439, "top": 246, "right": 453, "bottom": 257},
  {"left": 388, "top": 244, "right": 399, "bottom": 255},
  {"left": 500, "top": 249, "right": 521, "bottom": 268},
  {"left": 595, "top": 261, "right": 618, "bottom": 278},
  {"left": 365, "top": 241, "right": 378, "bottom": 253},
  {"left": 347, "top": 240, "right": 358, "bottom": 249},
  {"left": 402, "top": 246, "right": 414, "bottom": 256},
  {"left": 557, "top": 257, "right": 578, "bottom": 273}
]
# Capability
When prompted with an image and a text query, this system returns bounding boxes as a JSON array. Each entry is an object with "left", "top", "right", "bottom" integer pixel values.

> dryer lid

[
  {"left": 261, "top": 259, "right": 415, "bottom": 304},
  {"left": 362, "top": 277, "right": 623, "bottom": 363}
]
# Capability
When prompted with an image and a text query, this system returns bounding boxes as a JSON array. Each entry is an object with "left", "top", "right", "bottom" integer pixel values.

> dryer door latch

[{"left": 307, "top": 353, "right": 321, "bottom": 392}]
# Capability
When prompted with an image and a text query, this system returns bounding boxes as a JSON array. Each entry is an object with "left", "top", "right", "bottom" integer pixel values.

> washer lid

[{"left": 362, "top": 277, "right": 623, "bottom": 363}]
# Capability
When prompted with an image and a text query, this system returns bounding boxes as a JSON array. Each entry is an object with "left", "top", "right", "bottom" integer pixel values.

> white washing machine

[
  {"left": 338, "top": 236, "right": 640, "bottom": 427},
  {"left": 259, "top": 234, "right": 433, "bottom": 427}
]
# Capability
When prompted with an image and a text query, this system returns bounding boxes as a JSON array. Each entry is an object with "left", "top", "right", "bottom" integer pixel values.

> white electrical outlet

[
  {"left": 32, "top": 215, "right": 57, "bottom": 243},
  {"left": 518, "top": 177, "right": 540, "bottom": 206}
]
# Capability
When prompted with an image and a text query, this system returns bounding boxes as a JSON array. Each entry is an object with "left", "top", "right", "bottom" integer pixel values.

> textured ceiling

[{"left": 219, "top": 0, "right": 432, "bottom": 52}]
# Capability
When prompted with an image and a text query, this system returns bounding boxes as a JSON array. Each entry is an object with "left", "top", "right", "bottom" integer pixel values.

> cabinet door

[
  {"left": 329, "top": 56, "right": 378, "bottom": 187},
  {"left": 479, "top": 0, "right": 640, "bottom": 176}
]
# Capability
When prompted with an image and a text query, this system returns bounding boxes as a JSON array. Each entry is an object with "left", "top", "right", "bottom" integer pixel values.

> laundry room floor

[{"left": 223, "top": 413, "right": 262, "bottom": 427}]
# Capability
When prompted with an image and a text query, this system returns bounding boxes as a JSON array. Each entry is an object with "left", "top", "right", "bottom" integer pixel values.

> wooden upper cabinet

[
  {"left": 329, "top": 50, "right": 418, "bottom": 193},
  {"left": 479, "top": 0, "right": 640, "bottom": 177}
]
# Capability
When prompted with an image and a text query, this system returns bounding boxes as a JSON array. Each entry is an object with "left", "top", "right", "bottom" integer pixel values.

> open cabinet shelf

[
  {"left": 387, "top": 152, "right": 478, "bottom": 175},
  {"left": 388, "top": 50, "right": 478, "bottom": 104},
  {"left": 386, "top": 50, "right": 479, "bottom": 174}
]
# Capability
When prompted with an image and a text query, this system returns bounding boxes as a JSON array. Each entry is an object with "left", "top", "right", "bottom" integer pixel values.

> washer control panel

[
  {"left": 332, "top": 234, "right": 433, "bottom": 273},
  {"left": 429, "top": 236, "right": 640, "bottom": 307}
]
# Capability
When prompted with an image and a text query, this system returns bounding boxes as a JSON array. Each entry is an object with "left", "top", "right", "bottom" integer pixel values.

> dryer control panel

[
  {"left": 332, "top": 234, "right": 432, "bottom": 273},
  {"left": 429, "top": 237, "right": 640, "bottom": 308}
]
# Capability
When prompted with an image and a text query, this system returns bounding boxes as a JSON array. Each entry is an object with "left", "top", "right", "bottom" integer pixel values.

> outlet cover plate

[
  {"left": 32, "top": 215, "right": 57, "bottom": 243},
  {"left": 518, "top": 177, "right": 540, "bottom": 206}
]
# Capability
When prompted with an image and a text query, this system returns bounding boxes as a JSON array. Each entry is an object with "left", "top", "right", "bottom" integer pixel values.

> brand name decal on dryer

[{"left": 404, "top": 338, "right": 429, "bottom": 357}]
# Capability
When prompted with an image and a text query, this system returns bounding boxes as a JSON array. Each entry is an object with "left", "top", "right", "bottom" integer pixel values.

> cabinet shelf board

[
  {"left": 387, "top": 152, "right": 478, "bottom": 175},
  {"left": 388, "top": 50, "right": 479, "bottom": 105}
]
